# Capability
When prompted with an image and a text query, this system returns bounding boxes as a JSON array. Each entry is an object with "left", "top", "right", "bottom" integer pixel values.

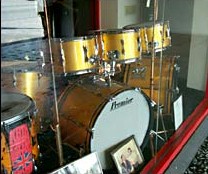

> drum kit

[{"left": 1, "top": 20, "right": 179, "bottom": 173}]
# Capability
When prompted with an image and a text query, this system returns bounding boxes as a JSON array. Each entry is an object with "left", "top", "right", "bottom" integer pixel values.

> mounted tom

[
  {"left": 123, "top": 20, "right": 171, "bottom": 54},
  {"left": 53, "top": 36, "right": 99, "bottom": 75},
  {"left": 89, "top": 28, "right": 142, "bottom": 64}
]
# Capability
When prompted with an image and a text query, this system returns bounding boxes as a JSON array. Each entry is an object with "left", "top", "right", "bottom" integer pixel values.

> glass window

[{"left": 1, "top": 0, "right": 207, "bottom": 174}]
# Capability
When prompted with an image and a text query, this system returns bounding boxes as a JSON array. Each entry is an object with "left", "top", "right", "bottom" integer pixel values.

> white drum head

[
  {"left": 90, "top": 88, "right": 152, "bottom": 169},
  {"left": 1, "top": 91, "right": 35, "bottom": 126}
]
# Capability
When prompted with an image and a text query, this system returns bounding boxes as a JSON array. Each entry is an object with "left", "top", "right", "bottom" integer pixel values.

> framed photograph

[
  {"left": 111, "top": 135, "right": 144, "bottom": 174},
  {"left": 50, "top": 152, "right": 103, "bottom": 174}
]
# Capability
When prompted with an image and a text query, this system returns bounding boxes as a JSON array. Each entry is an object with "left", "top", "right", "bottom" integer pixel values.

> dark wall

[
  {"left": 73, "top": 0, "right": 92, "bottom": 36},
  {"left": 52, "top": 0, "right": 74, "bottom": 38}
]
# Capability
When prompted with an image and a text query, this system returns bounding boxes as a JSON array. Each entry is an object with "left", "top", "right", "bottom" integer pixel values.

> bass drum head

[{"left": 90, "top": 87, "right": 153, "bottom": 169}]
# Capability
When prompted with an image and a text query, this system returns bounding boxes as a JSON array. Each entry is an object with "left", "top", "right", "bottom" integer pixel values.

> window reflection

[{"left": 1, "top": 0, "right": 207, "bottom": 174}]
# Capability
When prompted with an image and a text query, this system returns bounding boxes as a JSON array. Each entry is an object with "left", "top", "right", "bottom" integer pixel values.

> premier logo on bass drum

[{"left": 110, "top": 98, "right": 133, "bottom": 111}]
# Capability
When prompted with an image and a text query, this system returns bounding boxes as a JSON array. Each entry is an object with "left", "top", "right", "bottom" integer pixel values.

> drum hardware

[
  {"left": 83, "top": 46, "right": 100, "bottom": 66},
  {"left": 13, "top": 68, "right": 17, "bottom": 87},
  {"left": 44, "top": 0, "right": 64, "bottom": 166},
  {"left": 174, "top": 64, "right": 180, "bottom": 72},
  {"left": 153, "top": 10, "right": 169, "bottom": 155},
  {"left": 96, "top": 50, "right": 121, "bottom": 86},
  {"left": 153, "top": 103, "right": 169, "bottom": 139},
  {"left": 88, "top": 54, "right": 100, "bottom": 65},
  {"left": 39, "top": 50, "right": 46, "bottom": 68},
  {"left": 139, "top": 27, "right": 149, "bottom": 54},
  {"left": 131, "top": 66, "right": 147, "bottom": 79},
  {"left": 104, "top": 74, "right": 112, "bottom": 87},
  {"left": 120, "top": 39, "right": 125, "bottom": 55},
  {"left": 148, "top": 40, "right": 159, "bottom": 50},
  {"left": 106, "top": 49, "right": 120, "bottom": 75},
  {"left": 149, "top": 130, "right": 166, "bottom": 157},
  {"left": 83, "top": 45, "right": 88, "bottom": 62},
  {"left": 155, "top": 105, "right": 168, "bottom": 142}
]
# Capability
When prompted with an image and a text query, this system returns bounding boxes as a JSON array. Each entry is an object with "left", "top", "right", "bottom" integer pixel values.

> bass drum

[{"left": 58, "top": 76, "right": 153, "bottom": 169}]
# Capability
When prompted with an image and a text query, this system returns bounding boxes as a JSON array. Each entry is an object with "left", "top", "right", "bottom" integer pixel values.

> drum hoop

[
  {"left": 123, "top": 20, "right": 170, "bottom": 30},
  {"left": 61, "top": 35, "right": 96, "bottom": 42},
  {"left": 103, "top": 29, "right": 136, "bottom": 34}
]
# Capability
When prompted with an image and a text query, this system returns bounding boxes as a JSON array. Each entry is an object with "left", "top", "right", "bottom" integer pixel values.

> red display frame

[{"left": 141, "top": 77, "right": 208, "bottom": 174}]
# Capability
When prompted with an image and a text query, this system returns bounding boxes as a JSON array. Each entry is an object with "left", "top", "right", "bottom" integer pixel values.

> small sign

[{"left": 174, "top": 95, "right": 183, "bottom": 130}]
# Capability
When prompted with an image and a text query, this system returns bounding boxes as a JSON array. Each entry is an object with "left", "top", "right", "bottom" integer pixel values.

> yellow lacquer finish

[
  {"left": 139, "top": 28, "right": 149, "bottom": 53},
  {"left": 123, "top": 21, "right": 171, "bottom": 53},
  {"left": 145, "top": 21, "right": 171, "bottom": 52},
  {"left": 51, "top": 39, "right": 64, "bottom": 74},
  {"left": 102, "top": 30, "right": 141, "bottom": 62},
  {"left": 163, "top": 21, "right": 172, "bottom": 48},
  {"left": 30, "top": 118, "right": 39, "bottom": 160},
  {"left": 58, "top": 78, "right": 127, "bottom": 152},
  {"left": 61, "top": 37, "right": 97, "bottom": 73}
]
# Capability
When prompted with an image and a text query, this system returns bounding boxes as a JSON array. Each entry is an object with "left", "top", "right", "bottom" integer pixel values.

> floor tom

[{"left": 1, "top": 91, "right": 39, "bottom": 174}]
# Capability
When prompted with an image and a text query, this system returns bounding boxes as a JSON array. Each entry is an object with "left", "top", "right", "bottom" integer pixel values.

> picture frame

[
  {"left": 111, "top": 135, "right": 144, "bottom": 174},
  {"left": 50, "top": 152, "right": 103, "bottom": 174}
]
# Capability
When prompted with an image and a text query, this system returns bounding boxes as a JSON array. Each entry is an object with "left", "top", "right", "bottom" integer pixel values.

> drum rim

[
  {"left": 89, "top": 28, "right": 136, "bottom": 34},
  {"left": 60, "top": 35, "right": 96, "bottom": 42},
  {"left": 123, "top": 20, "right": 169, "bottom": 29},
  {"left": 1, "top": 91, "right": 36, "bottom": 126}
]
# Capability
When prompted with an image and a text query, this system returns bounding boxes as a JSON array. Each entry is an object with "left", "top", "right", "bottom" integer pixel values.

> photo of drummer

[
  {"left": 126, "top": 147, "right": 143, "bottom": 170},
  {"left": 120, "top": 153, "right": 134, "bottom": 174}
]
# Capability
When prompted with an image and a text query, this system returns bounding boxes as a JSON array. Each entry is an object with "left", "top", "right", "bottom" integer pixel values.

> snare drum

[
  {"left": 91, "top": 29, "right": 141, "bottom": 64},
  {"left": 1, "top": 91, "right": 39, "bottom": 174},
  {"left": 60, "top": 36, "right": 98, "bottom": 75},
  {"left": 123, "top": 56, "right": 177, "bottom": 114},
  {"left": 57, "top": 76, "right": 153, "bottom": 169}
]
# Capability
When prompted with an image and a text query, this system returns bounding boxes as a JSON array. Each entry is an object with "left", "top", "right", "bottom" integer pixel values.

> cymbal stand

[
  {"left": 155, "top": 0, "right": 170, "bottom": 155},
  {"left": 43, "top": 0, "right": 64, "bottom": 166},
  {"left": 149, "top": 129, "right": 167, "bottom": 157},
  {"left": 149, "top": 0, "right": 168, "bottom": 157}
]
